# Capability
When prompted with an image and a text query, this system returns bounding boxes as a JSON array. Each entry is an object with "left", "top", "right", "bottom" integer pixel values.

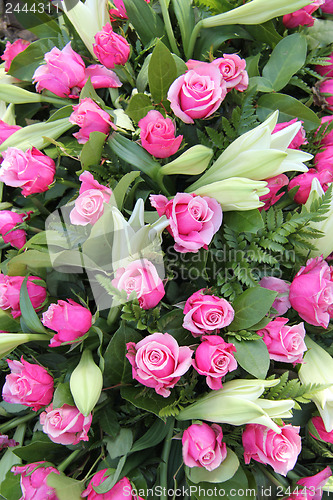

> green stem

[
  {"left": 0, "top": 411, "right": 38, "bottom": 434},
  {"left": 258, "top": 464, "right": 286, "bottom": 489},
  {"left": 159, "top": 0, "right": 181, "bottom": 57},
  {"left": 56, "top": 178, "right": 80, "bottom": 189},
  {"left": 30, "top": 197, "right": 51, "bottom": 216},
  {"left": 0, "top": 182, "right": 3, "bottom": 203},
  {"left": 160, "top": 417, "right": 175, "bottom": 500},
  {"left": 58, "top": 449, "right": 81, "bottom": 472},
  {"left": 107, "top": 305, "right": 120, "bottom": 326},
  {"left": 186, "top": 20, "right": 203, "bottom": 60},
  {"left": 155, "top": 171, "right": 171, "bottom": 197}
]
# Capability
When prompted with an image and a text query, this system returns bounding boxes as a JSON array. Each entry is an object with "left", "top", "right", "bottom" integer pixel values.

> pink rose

[
  {"left": 182, "top": 422, "right": 227, "bottom": 471},
  {"left": 259, "top": 277, "right": 291, "bottom": 316},
  {"left": 242, "top": 423, "right": 301, "bottom": 476},
  {"left": 69, "top": 98, "right": 115, "bottom": 144},
  {"left": 288, "top": 168, "right": 333, "bottom": 204},
  {"left": 0, "top": 120, "right": 21, "bottom": 145},
  {"left": 316, "top": 52, "right": 333, "bottom": 78},
  {"left": 1, "top": 39, "right": 30, "bottom": 72},
  {"left": 192, "top": 335, "right": 237, "bottom": 390},
  {"left": 93, "top": 23, "right": 130, "bottom": 69},
  {"left": 150, "top": 193, "right": 222, "bottom": 253},
  {"left": 286, "top": 467, "right": 332, "bottom": 500},
  {"left": 109, "top": 0, "right": 150, "bottom": 20},
  {"left": 0, "top": 147, "right": 56, "bottom": 197},
  {"left": 126, "top": 332, "right": 192, "bottom": 397},
  {"left": 319, "top": 78, "right": 333, "bottom": 112},
  {"left": 82, "top": 64, "right": 122, "bottom": 89},
  {"left": 289, "top": 256, "right": 333, "bottom": 328},
  {"left": 82, "top": 473, "right": 144, "bottom": 500},
  {"left": 283, "top": 0, "right": 324, "bottom": 28},
  {"left": 212, "top": 54, "right": 248, "bottom": 92},
  {"left": 317, "top": 116, "right": 333, "bottom": 147},
  {"left": 0, "top": 274, "right": 46, "bottom": 319},
  {"left": 138, "top": 110, "right": 183, "bottom": 158},
  {"left": 0, "top": 434, "right": 18, "bottom": 450},
  {"left": 310, "top": 416, "right": 333, "bottom": 444},
  {"left": 42, "top": 299, "right": 92, "bottom": 347},
  {"left": 0, "top": 210, "right": 26, "bottom": 249},
  {"left": 272, "top": 118, "right": 307, "bottom": 150},
  {"left": 257, "top": 317, "right": 307, "bottom": 365},
  {"left": 167, "top": 62, "right": 226, "bottom": 124},
  {"left": 12, "top": 462, "right": 60, "bottom": 500},
  {"left": 183, "top": 289, "right": 234, "bottom": 337},
  {"left": 40, "top": 404, "right": 92, "bottom": 445},
  {"left": 315, "top": 145, "right": 333, "bottom": 174},
  {"left": 322, "top": 0, "right": 333, "bottom": 12},
  {"left": 259, "top": 174, "right": 289, "bottom": 211},
  {"left": 2, "top": 356, "right": 54, "bottom": 410}
]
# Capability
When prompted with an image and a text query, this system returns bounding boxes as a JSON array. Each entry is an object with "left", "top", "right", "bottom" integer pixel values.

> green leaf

[
  {"left": 0, "top": 310, "right": 20, "bottom": 333},
  {"left": 47, "top": 106, "right": 74, "bottom": 123},
  {"left": 131, "top": 417, "right": 173, "bottom": 452},
  {"left": 122, "top": 0, "right": 165, "bottom": 46},
  {"left": 79, "top": 78, "right": 105, "bottom": 108},
  {"left": 99, "top": 407, "right": 120, "bottom": 438},
  {"left": 113, "top": 171, "right": 141, "bottom": 210},
  {"left": 47, "top": 473, "right": 84, "bottom": 500},
  {"left": 249, "top": 77, "right": 274, "bottom": 93},
  {"left": 157, "top": 309, "right": 194, "bottom": 346},
  {"left": 148, "top": 40, "right": 177, "bottom": 104},
  {"left": 120, "top": 385, "right": 176, "bottom": 417},
  {"left": 8, "top": 38, "right": 57, "bottom": 81},
  {"left": 172, "top": 0, "right": 195, "bottom": 58},
  {"left": 126, "top": 93, "right": 154, "bottom": 123},
  {"left": 194, "top": 25, "right": 252, "bottom": 60},
  {"left": 245, "top": 21, "right": 282, "bottom": 48},
  {"left": 232, "top": 337, "right": 270, "bottom": 379},
  {"left": 186, "top": 448, "right": 239, "bottom": 484},
  {"left": 8, "top": 250, "right": 51, "bottom": 275},
  {"left": 80, "top": 131, "right": 107, "bottom": 169},
  {"left": 19, "top": 276, "right": 48, "bottom": 334},
  {"left": 246, "top": 53, "right": 260, "bottom": 78},
  {"left": 94, "top": 457, "right": 126, "bottom": 494},
  {"left": 53, "top": 382, "right": 75, "bottom": 408},
  {"left": 105, "top": 428, "right": 133, "bottom": 459},
  {"left": 230, "top": 287, "right": 277, "bottom": 331},
  {"left": 13, "top": 441, "right": 66, "bottom": 463},
  {"left": 262, "top": 34, "right": 307, "bottom": 92},
  {"left": 223, "top": 210, "right": 264, "bottom": 234},
  {"left": 304, "top": 19, "right": 333, "bottom": 49},
  {"left": 0, "top": 470, "right": 21, "bottom": 500},
  {"left": 13, "top": 0, "right": 61, "bottom": 39}
]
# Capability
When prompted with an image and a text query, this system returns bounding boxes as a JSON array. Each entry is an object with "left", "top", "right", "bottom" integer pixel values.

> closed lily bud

[
  {"left": 0, "top": 333, "right": 47, "bottom": 359},
  {"left": 70, "top": 349, "right": 103, "bottom": 416},
  {"left": 160, "top": 145, "right": 213, "bottom": 176}
]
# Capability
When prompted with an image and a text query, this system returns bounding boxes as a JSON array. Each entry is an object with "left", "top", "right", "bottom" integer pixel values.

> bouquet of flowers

[{"left": 1, "top": 0, "right": 333, "bottom": 498}]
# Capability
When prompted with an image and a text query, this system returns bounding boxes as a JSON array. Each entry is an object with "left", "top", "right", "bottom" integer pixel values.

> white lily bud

[{"left": 70, "top": 349, "right": 103, "bottom": 416}]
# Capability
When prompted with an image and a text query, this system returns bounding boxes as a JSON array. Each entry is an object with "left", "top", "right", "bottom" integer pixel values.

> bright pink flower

[
  {"left": 112, "top": 259, "right": 165, "bottom": 310},
  {"left": 322, "top": 0, "right": 333, "bottom": 13},
  {"left": 257, "top": 317, "right": 307, "bottom": 365},
  {"left": 40, "top": 404, "right": 92, "bottom": 445},
  {"left": 315, "top": 145, "right": 333, "bottom": 174},
  {"left": 0, "top": 211, "right": 26, "bottom": 249},
  {"left": 138, "top": 110, "right": 183, "bottom": 158},
  {"left": 288, "top": 168, "right": 333, "bottom": 204},
  {"left": 259, "top": 277, "right": 291, "bottom": 316},
  {"left": 2, "top": 356, "right": 53, "bottom": 410},
  {"left": 1, "top": 39, "right": 30, "bottom": 72},
  {"left": 242, "top": 423, "right": 301, "bottom": 476},
  {"left": 0, "top": 274, "right": 46, "bottom": 319},
  {"left": 12, "top": 462, "right": 60, "bottom": 500},
  {"left": 109, "top": 0, "right": 150, "bottom": 20},
  {"left": 319, "top": 78, "right": 333, "bottom": 112},
  {"left": 259, "top": 174, "right": 289, "bottom": 211},
  {"left": 272, "top": 118, "right": 307, "bottom": 149},
  {"left": 0, "top": 120, "right": 21, "bottom": 146},
  {"left": 285, "top": 467, "right": 332, "bottom": 499},
  {"left": 93, "top": 23, "right": 130, "bottom": 69},
  {"left": 126, "top": 332, "right": 192, "bottom": 397},
  {"left": 150, "top": 193, "right": 222, "bottom": 253},
  {"left": 212, "top": 54, "right": 248, "bottom": 92},
  {"left": 316, "top": 52, "right": 333, "bottom": 78},
  {"left": 310, "top": 416, "right": 333, "bottom": 444},
  {"left": 289, "top": 256, "right": 333, "bottom": 328},
  {"left": 0, "top": 434, "right": 18, "bottom": 450},
  {"left": 82, "top": 64, "right": 122, "bottom": 89},
  {"left": 182, "top": 423, "right": 227, "bottom": 471},
  {"left": 183, "top": 289, "right": 234, "bottom": 337},
  {"left": 42, "top": 299, "right": 92, "bottom": 347},
  {"left": 192, "top": 335, "right": 237, "bottom": 389},
  {"left": 69, "top": 97, "right": 115, "bottom": 144},
  {"left": 167, "top": 62, "right": 226, "bottom": 124},
  {"left": 316, "top": 116, "right": 333, "bottom": 147},
  {"left": 0, "top": 147, "right": 55, "bottom": 197},
  {"left": 82, "top": 473, "right": 144, "bottom": 500},
  {"left": 283, "top": 0, "right": 324, "bottom": 28}
]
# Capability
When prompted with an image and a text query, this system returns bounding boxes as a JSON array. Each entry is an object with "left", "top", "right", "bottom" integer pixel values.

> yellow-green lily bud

[
  {"left": 70, "top": 349, "right": 103, "bottom": 416},
  {"left": 0, "top": 102, "right": 16, "bottom": 125},
  {"left": 0, "top": 84, "right": 69, "bottom": 108},
  {"left": 305, "top": 179, "right": 333, "bottom": 259},
  {"left": 160, "top": 145, "right": 213, "bottom": 176},
  {"left": 0, "top": 333, "right": 47, "bottom": 359}
]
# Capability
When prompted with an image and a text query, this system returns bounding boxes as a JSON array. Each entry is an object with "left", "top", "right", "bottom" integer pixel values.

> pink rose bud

[
  {"left": 310, "top": 416, "right": 333, "bottom": 444},
  {"left": 150, "top": 193, "right": 222, "bottom": 253},
  {"left": 93, "top": 23, "right": 130, "bottom": 69},
  {"left": 289, "top": 256, "right": 333, "bottom": 328},
  {"left": 69, "top": 98, "right": 115, "bottom": 144},
  {"left": 40, "top": 404, "right": 92, "bottom": 445},
  {"left": 182, "top": 422, "right": 227, "bottom": 471},
  {"left": 112, "top": 259, "right": 165, "bottom": 310},
  {"left": 283, "top": 0, "right": 324, "bottom": 28},
  {"left": 126, "top": 332, "right": 193, "bottom": 397},
  {"left": 0, "top": 120, "right": 21, "bottom": 146},
  {"left": 286, "top": 467, "right": 333, "bottom": 500},
  {"left": 167, "top": 62, "right": 227, "bottom": 124},
  {"left": 0, "top": 434, "right": 18, "bottom": 450},
  {"left": 242, "top": 423, "right": 302, "bottom": 476},
  {"left": 183, "top": 289, "right": 234, "bottom": 337},
  {"left": 319, "top": 78, "right": 333, "bottom": 112},
  {"left": 2, "top": 356, "right": 54, "bottom": 410},
  {"left": 82, "top": 473, "right": 144, "bottom": 500},
  {"left": 288, "top": 168, "right": 333, "bottom": 204},
  {"left": 82, "top": 64, "right": 122, "bottom": 89},
  {"left": 316, "top": 52, "right": 333, "bottom": 78},
  {"left": 316, "top": 116, "right": 333, "bottom": 147},
  {"left": 257, "top": 317, "right": 307, "bottom": 365},
  {"left": 212, "top": 54, "right": 249, "bottom": 92},
  {"left": 0, "top": 274, "right": 46, "bottom": 319},
  {"left": 315, "top": 145, "right": 333, "bottom": 174},
  {"left": 322, "top": 0, "right": 333, "bottom": 12},
  {"left": 1, "top": 39, "right": 30, "bottom": 72},
  {"left": 259, "top": 174, "right": 289, "bottom": 211},
  {"left": 192, "top": 335, "right": 237, "bottom": 390},
  {"left": 259, "top": 277, "right": 291, "bottom": 316},
  {"left": 109, "top": 0, "right": 150, "bottom": 20},
  {"left": 12, "top": 462, "right": 60, "bottom": 500},
  {"left": 0, "top": 210, "right": 26, "bottom": 249},
  {"left": 42, "top": 299, "right": 92, "bottom": 347},
  {"left": 272, "top": 118, "right": 307, "bottom": 149},
  {"left": 138, "top": 110, "right": 183, "bottom": 158},
  {"left": 0, "top": 147, "right": 56, "bottom": 197}
]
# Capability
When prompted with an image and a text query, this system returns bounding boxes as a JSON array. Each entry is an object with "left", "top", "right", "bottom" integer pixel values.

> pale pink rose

[
  {"left": 0, "top": 147, "right": 56, "bottom": 197},
  {"left": 2, "top": 356, "right": 53, "bottom": 410},
  {"left": 316, "top": 116, "right": 333, "bottom": 147},
  {"left": 288, "top": 168, "right": 333, "bottom": 204},
  {"left": 192, "top": 335, "right": 237, "bottom": 390},
  {"left": 289, "top": 256, "right": 333, "bottom": 328},
  {"left": 322, "top": 0, "right": 333, "bottom": 12},
  {"left": 112, "top": 259, "right": 165, "bottom": 310},
  {"left": 150, "top": 193, "right": 222, "bottom": 253},
  {"left": 0, "top": 274, "right": 46, "bottom": 319},
  {"left": 82, "top": 473, "right": 144, "bottom": 500},
  {"left": 0, "top": 434, "right": 18, "bottom": 450},
  {"left": 285, "top": 467, "right": 332, "bottom": 500},
  {"left": 283, "top": 0, "right": 324, "bottom": 28},
  {"left": 42, "top": 299, "right": 92, "bottom": 347},
  {"left": 138, "top": 110, "right": 183, "bottom": 158},
  {"left": 0, "top": 211, "right": 26, "bottom": 249},
  {"left": 1, "top": 39, "right": 30, "bottom": 72},
  {"left": 109, "top": 0, "right": 150, "bottom": 20},
  {"left": 167, "top": 62, "right": 226, "bottom": 124},
  {"left": 257, "top": 317, "right": 307, "bottom": 365},
  {"left": 126, "top": 332, "right": 192, "bottom": 397},
  {"left": 69, "top": 98, "right": 115, "bottom": 144},
  {"left": 183, "top": 289, "right": 234, "bottom": 337},
  {"left": 81, "top": 64, "right": 122, "bottom": 89},
  {"left": 259, "top": 174, "right": 289, "bottom": 211},
  {"left": 93, "top": 23, "right": 130, "bottom": 69},
  {"left": 12, "top": 462, "right": 60, "bottom": 500},
  {"left": 272, "top": 118, "right": 307, "bottom": 149},
  {"left": 259, "top": 277, "right": 291, "bottom": 316},
  {"left": 310, "top": 416, "right": 333, "bottom": 444},
  {"left": 319, "top": 78, "right": 333, "bottom": 112},
  {"left": 0, "top": 120, "right": 21, "bottom": 145},
  {"left": 315, "top": 145, "right": 333, "bottom": 174},
  {"left": 182, "top": 422, "right": 227, "bottom": 471},
  {"left": 212, "top": 54, "right": 248, "bottom": 92},
  {"left": 242, "top": 423, "right": 301, "bottom": 476},
  {"left": 40, "top": 404, "right": 92, "bottom": 445},
  {"left": 316, "top": 52, "right": 333, "bottom": 78}
]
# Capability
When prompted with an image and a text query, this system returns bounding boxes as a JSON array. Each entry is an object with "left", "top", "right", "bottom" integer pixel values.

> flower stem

[
  {"left": 186, "top": 21, "right": 203, "bottom": 60},
  {"left": 0, "top": 411, "right": 38, "bottom": 434},
  {"left": 159, "top": 0, "right": 181, "bottom": 57},
  {"left": 58, "top": 449, "right": 81, "bottom": 472},
  {"left": 160, "top": 417, "right": 175, "bottom": 500}
]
